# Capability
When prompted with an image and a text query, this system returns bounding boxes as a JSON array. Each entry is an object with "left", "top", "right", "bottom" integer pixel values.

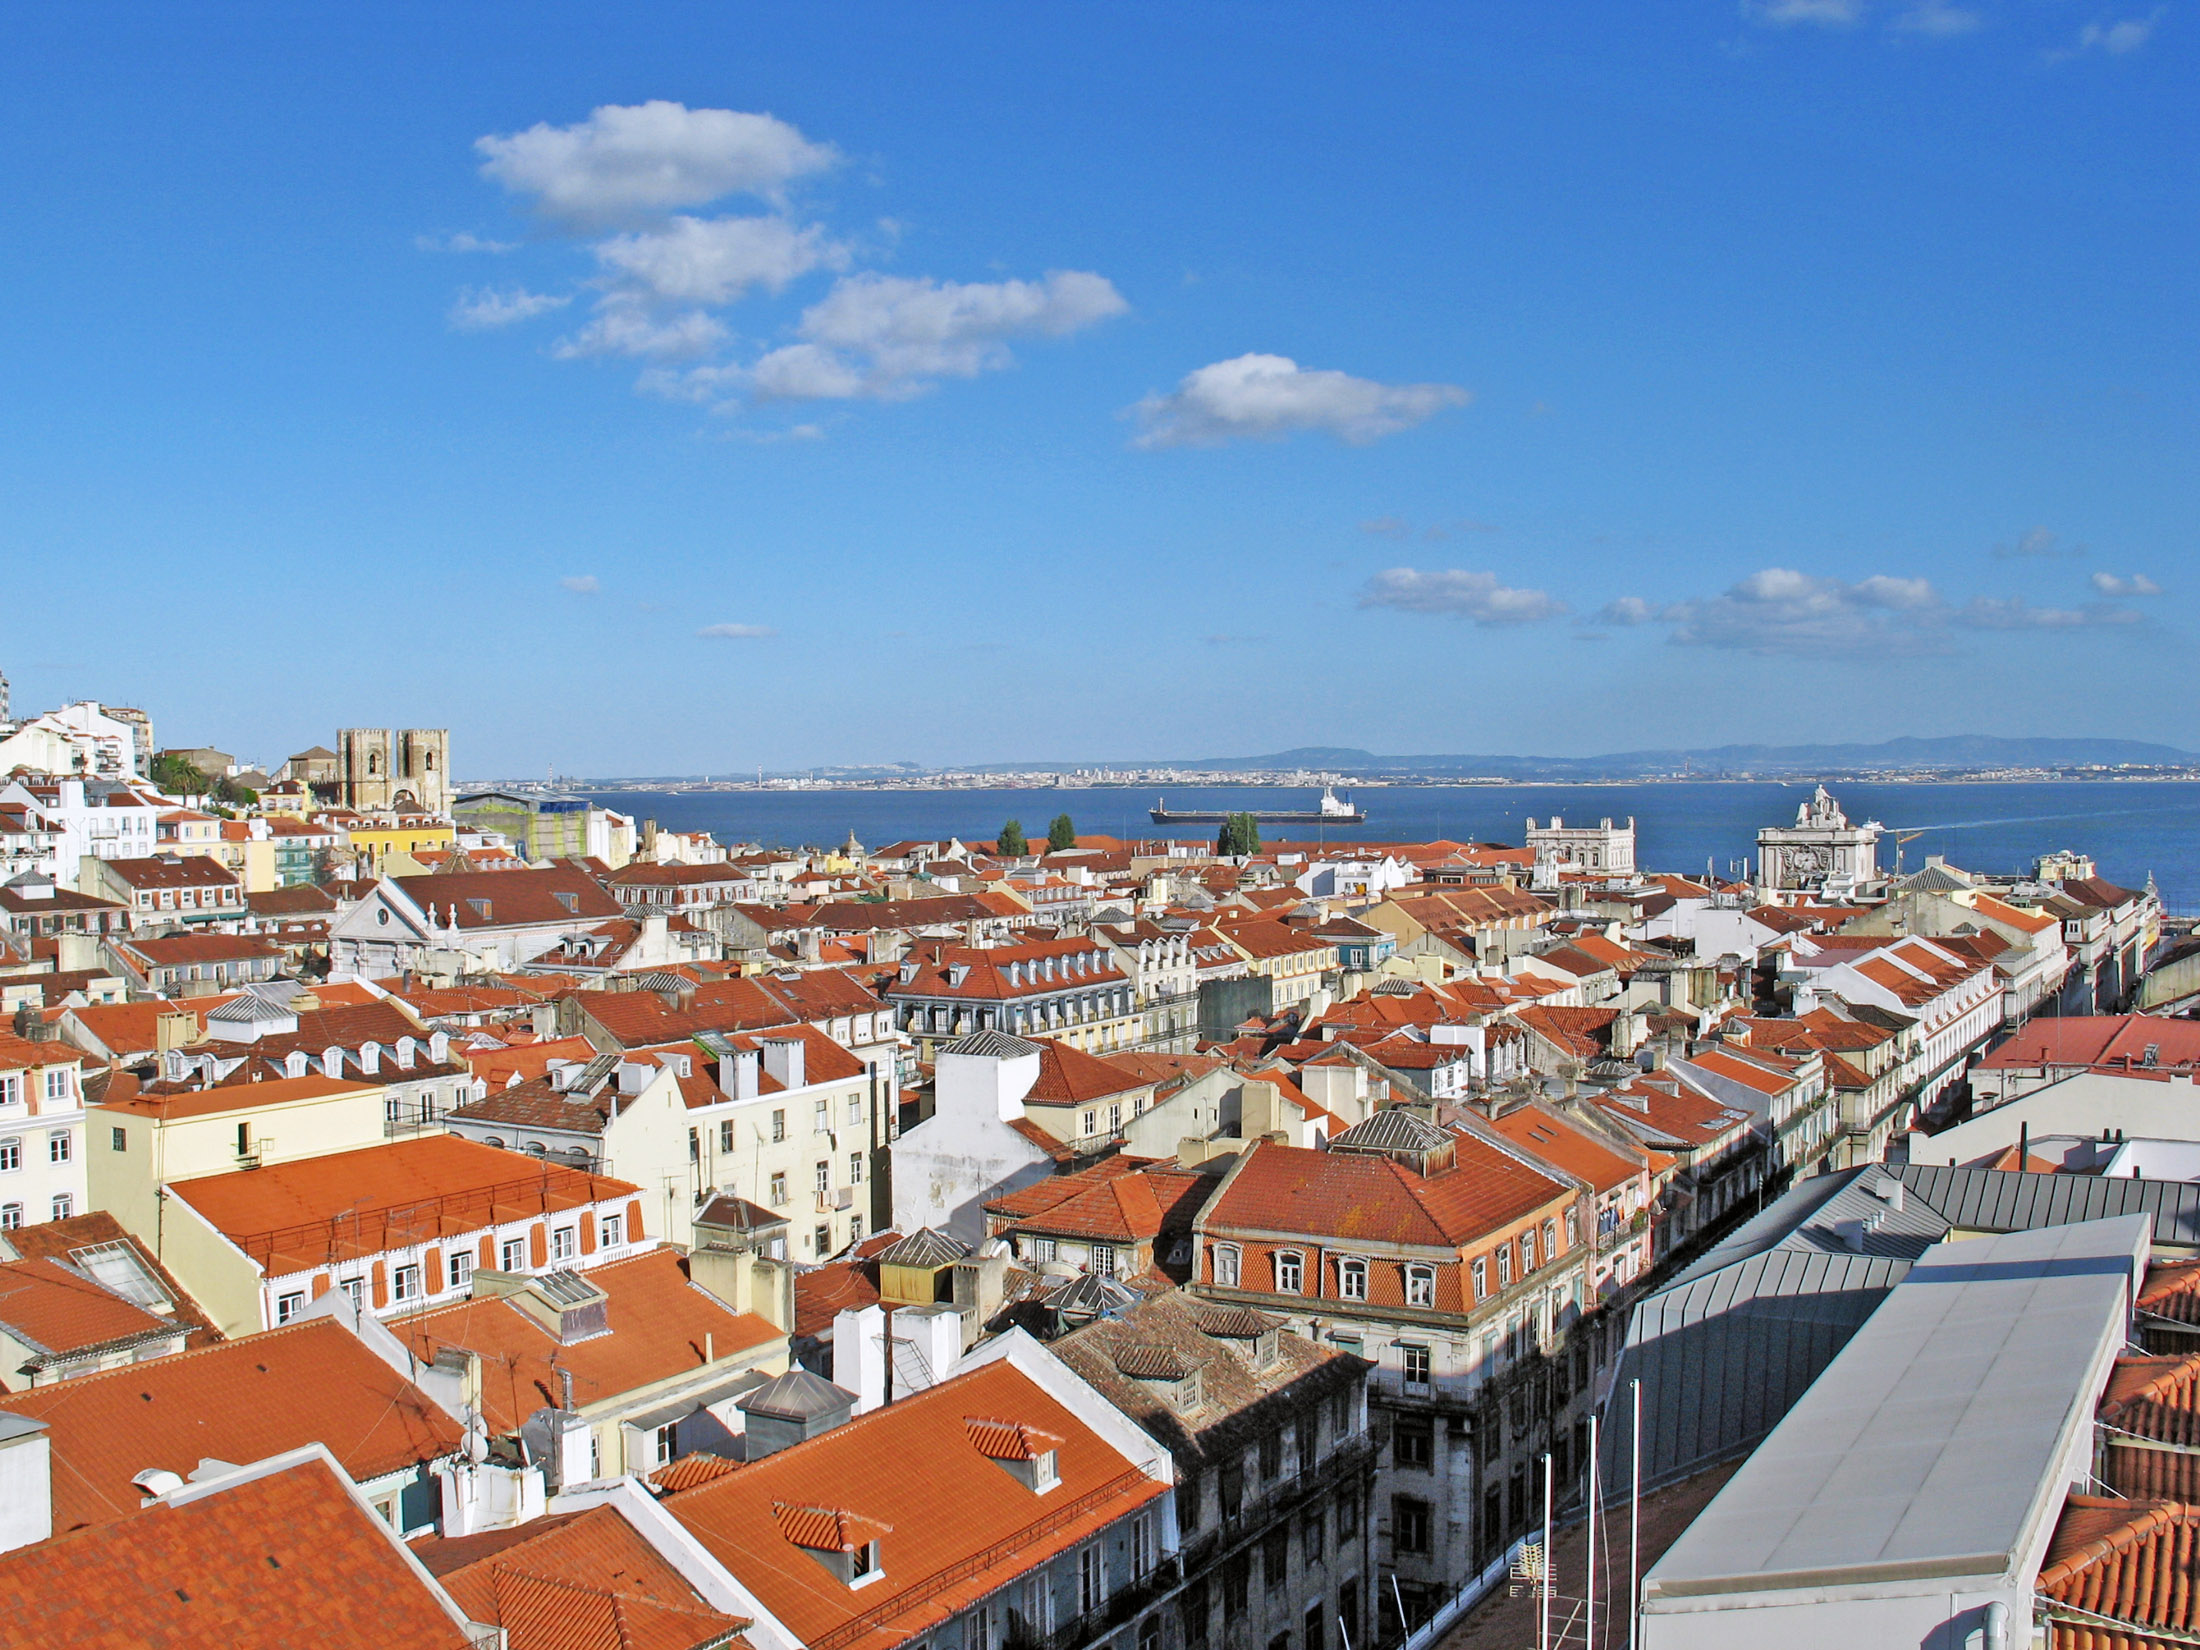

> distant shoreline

[{"left": 457, "top": 771, "right": 2200, "bottom": 794}]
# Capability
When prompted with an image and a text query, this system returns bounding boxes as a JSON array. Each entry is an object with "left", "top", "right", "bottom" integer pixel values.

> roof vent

[{"left": 132, "top": 1468, "right": 184, "bottom": 1499}]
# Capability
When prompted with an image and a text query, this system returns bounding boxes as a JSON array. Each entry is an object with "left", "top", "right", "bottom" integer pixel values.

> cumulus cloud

[
  {"left": 1132, "top": 354, "right": 1470, "bottom": 449},
  {"left": 1650, "top": 567, "right": 1941, "bottom": 655},
  {"left": 552, "top": 300, "right": 727, "bottom": 360},
  {"left": 1746, "top": 0, "right": 1865, "bottom": 25},
  {"left": 1357, "top": 568, "right": 1566, "bottom": 626},
  {"left": 449, "top": 286, "right": 570, "bottom": 329},
  {"left": 477, "top": 101, "right": 838, "bottom": 226},
  {"left": 1893, "top": 0, "right": 1982, "bottom": 34},
  {"left": 2077, "top": 9, "right": 2163, "bottom": 53},
  {"left": 592, "top": 214, "right": 845, "bottom": 304},
  {"left": 1992, "top": 525, "right": 2084, "bottom": 559},
  {"left": 698, "top": 622, "right": 776, "bottom": 639},
  {"left": 559, "top": 575, "right": 600, "bottom": 594},
  {"left": 744, "top": 270, "right": 1127, "bottom": 401},
  {"left": 2089, "top": 571, "right": 2164, "bottom": 597},
  {"left": 1955, "top": 597, "right": 2142, "bottom": 629},
  {"left": 418, "top": 231, "right": 517, "bottom": 254},
  {"left": 1597, "top": 596, "right": 1659, "bottom": 626}
]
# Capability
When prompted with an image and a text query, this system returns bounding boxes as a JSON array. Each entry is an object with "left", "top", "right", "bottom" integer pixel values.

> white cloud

[
  {"left": 1747, "top": 0, "right": 1865, "bottom": 25},
  {"left": 1893, "top": 0, "right": 1982, "bottom": 35},
  {"left": 2077, "top": 10, "right": 2164, "bottom": 53},
  {"left": 552, "top": 299, "right": 727, "bottom": 360},
  {"left": 417, "top": 231, "right": 517, "bottom": 254},
  {"left": 1597, "top": 596, "right": 1659, "bottom": 626},
  {"left": 592, "top": 214, "right": 845, "bottom": 304},
  {"left": 2090, "top": 571, "right": 2164, "bottom": 597},
  {"left": 1131, "top": 354, "right": 1470, "bottom": 449},
  {"left": 698, "top": 622, "right": 776, "bottom": 639},
  {"left": 448, "top": 286, "right": 570, "bottom": 330},
  {"left": 559, "top": 575, "right": 600, "bottom": 594},
  {"left": 477, "top": 101, "right": 837, "bottom": 226},
  {"left": 1992, "top": 525, "right": 2083, "bottom": 559},
  {"left": 1657, "top": 567, "right": 1942, "bottom": 655},
  {"left": 746, "top": 270, "right": 1128, "bottom": 402},
  {"left": 1955, "top": 597, "right": 2142, "bottom": 629},
  {"left": 1357, "top": 568, "right": 1566, "bottom": 626}
]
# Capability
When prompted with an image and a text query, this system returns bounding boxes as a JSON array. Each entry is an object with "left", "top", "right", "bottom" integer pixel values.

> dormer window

[
  {"left": 851, "top": 1540, "right": 881, "bottom": 1582},
  {"left": 1213, "top": 1244, "right": 1241, "bottom": 1287},
  {"left": 1337, "top": 1258, "right": 1368, "bottom": 1301},
  {"left": 1273, "top": 1252, "right": 1304, "bottom": 1294},
  {"left": 966, "top": 1417, "right": 1064, "bottom": 1494},
  {"left": 1405, "top": 1265, "right": 1436, "bottom": 1308}
]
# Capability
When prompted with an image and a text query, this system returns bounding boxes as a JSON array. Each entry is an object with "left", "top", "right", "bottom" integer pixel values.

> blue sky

[{"left": 1, "top": 3, "right": 2192, "bottom": 776}]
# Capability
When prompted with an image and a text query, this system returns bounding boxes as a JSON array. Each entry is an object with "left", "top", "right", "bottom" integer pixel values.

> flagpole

[
  {"left": 1629, "top": 1379, "right": 1642, "bottom": 1650},
  {"left": 1586, "top": 1414, "right": 1600, "bottom": 1650}
]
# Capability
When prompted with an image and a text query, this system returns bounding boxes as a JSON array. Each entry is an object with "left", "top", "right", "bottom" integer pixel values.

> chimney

[
  {"left": 0, "top": 1417, "right": 52, "bottom": 1554},
  {"left": 760, "top": 1036, "right": 805, "bottom": 1091},
  {"left": 720, "top": 1047, "right": 761, "bottom": 1101},
  {"left": 834, "top": 1303, "right": 888, "bottom": 1415}
]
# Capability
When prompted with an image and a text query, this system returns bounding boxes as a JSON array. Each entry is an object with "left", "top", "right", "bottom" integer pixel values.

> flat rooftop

[{"left": 1645, "top": 1214, "right": 2149, "bottom": 1602}]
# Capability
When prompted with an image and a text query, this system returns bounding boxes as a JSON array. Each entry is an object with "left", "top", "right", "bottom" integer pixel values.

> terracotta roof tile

[
  {"left": 1202, "top": 1135, "right": 1568, "bottom": 1250},
  {"left": 0, "top": 1453, "right": 472, "bottom": 1649},
  {"left": 0, "top": 1255, "right": 171, "bottom": 1357}
]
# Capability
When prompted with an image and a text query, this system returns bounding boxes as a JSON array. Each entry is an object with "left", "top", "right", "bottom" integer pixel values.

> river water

[{"left": 575, "top": 780, "right": 2200, "bottom": 913}]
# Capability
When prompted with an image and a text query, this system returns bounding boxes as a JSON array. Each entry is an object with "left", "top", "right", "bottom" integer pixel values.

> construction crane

[{"left": 1888, "top": 828, "right": 1928, "bottom": 878}]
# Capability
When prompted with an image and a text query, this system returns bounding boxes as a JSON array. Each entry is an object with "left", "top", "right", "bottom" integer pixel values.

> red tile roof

[
  {"left": 0, "top": 1453, "right": 473, "bottom": 1649},
  {"left": 1202, "top": 1135, "right": 1569, "bottom": 1250},
  {"left": 393, "top": 867, "right": 622, "bottom": 929},
  {"left": 666, "top": 1357, "right": 1165, "bottom": 1650},
  {"left": 400, "top": 1249, "right": 782, "bottom": 1432},
  {"left": 1486, "top": 1104, "right": 1647, "bottom": 1196},
  {"left": 0, "top": 1256, "right": 171, "bottom": 1356},
  {"left": 0, "top": 1318, "right": 466, "bottom": 1531},
  {"left": 1023, "top": 1038, "right": 1152, "bottom": 1106},
  {"left": 2038, "top": 1494, "right": 2200, "bottom": 1642},
  {"left": 167, "top": 1134, "right": 640, "bottom": 1276}
]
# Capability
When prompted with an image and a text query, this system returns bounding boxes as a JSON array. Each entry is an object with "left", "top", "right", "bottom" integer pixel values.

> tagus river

[{"left": 573, "top": 780, "right": 2200, "bottom": 914}]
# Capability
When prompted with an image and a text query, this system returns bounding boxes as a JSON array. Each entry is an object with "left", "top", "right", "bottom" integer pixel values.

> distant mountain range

[{"left": 968, "top": 735, "right": 2200, "bottom": 780}]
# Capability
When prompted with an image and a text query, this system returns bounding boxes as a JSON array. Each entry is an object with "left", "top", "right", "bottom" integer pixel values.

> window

[
  {"left": 501, "top": 1238, "right": 524, "bottom": 1271},
  {"left": 1393, "top": 1496, "right": 1432, "bottom": 1555},
  {"left": 654, "top": 1422, "right": 678, "bottom": 1466},
  {"left": 1406, "top": 1265, "right": 1436, "bottom": 1308},
  {"left": 1393, "top": 1416, "right": 1434, "bottom": 1470},
  {"left": 1336, "top": 1485, "right": 1360, "bottom": 1538},
  {"left": 815, "top": 1160, "right": 831, "bottom": 1196},
  {"left": 0, "top": 1204, "right": 18, "bottom": 1231},
  {"left": 1223, "top": 1556, "right": 1250, "bottom": 1614},
  {"left": 1080, "top": 1110, "right": 1098, "bottom": 1136},
  {"left": 1302, "top": 1504, "right": 1327, "bottom": 1565},
  {"left": 769, "top": 1171, "right": 788, "bottom": 1205},
  {"left": 0, "top": 1138, "right": 18, "bottom": 1173},
  {"left": 719, "top": 1120, "right": 735, "bottom": 1153},
  {"left": 1183, "top": 1582, "right": 1211, "bottom": 1647},
  {"left": 1091, "top": 1244, "right": 1117, "bottom": 1277},
  {"left": 601, "top": 1213, "right": 622, "bottom": 1248},
  {"left": 1275, "top": 1252, "right": 1304, "bottom": 1293},
  {"left": 1032, "top": 1236, "right": 1057, "bottom": 1263},
  {"left": 850, "top": 1216, "right": 862, "bottom": 1243},
  {"left": 1544, "top": 1219, "right": 1560, "bottom": 1260},
  {"left": 448, "top": 1250, "right": 472, "bottom": 1291},
  {"left": 276, "top": 1291, "right": 306, "bottom": 1323},
  {"left": 771, "top": 1109, "right": 786, "bottom": 1143},
  {"left": 43, "top": 1069, "right": 69, "bottom": 1104},
  {"left": 1401, "top": 1343, "right": 1432, "bottom": 1393},
  {"left": 1214, "top": 1244, "right": 1240, "bottom": 1287},
  {"left": 1259, "top": 1431, "right": 1283, "bottom": 1482},
  {"left": 1496, "top": 1246, "right": 1513, "bottom": 1289},
  {"left": 1338, "top": 1258, "right": 1367, "bottom": 1301},
  {"left": 391, "top": 1264, "right": 422, "bottom": 1302},
  {"left": 814, "top": 1224, "right": 831, "bottom": 1256},
  {"left": 847, "top": 1095, "right": 863, "bottom": 1128},
  {"left": 1133, "top": 1513, "right": 1155, "bottom": 1577},
  {"left": 49, "top": 1194, "right": 71, "bottom": 1221},
  {"left": 1023, "top": 1574, "right": 1054, "bottom": 1638},
  {"left": 47, "top": 1131, "right": 69, "bottom": 1165},
  {"left": 814, "top": 1099, "right": 829, "bottom": 1133},
  {"left": 339, "top": 1277, "right": 364, "bottom": 1311},
  {"left": 110, "top": 1127, "right": 127, "bottom": 1152},
  {"left": 849, "top": 1152, "right": 864, "bottom": 1184},
  {"left": 1305, "top": 1603, "right": 1325, "bottom": 1650},
  {"left": 551, "top": 1226, "right": 577, "bottom": 1261},
  {"left": 1262, "top": 1526, "right": 1290, "bottom": 1592},
  {"left": 1079, "top": 1543, "right": 1105, "bottom": 1614},
  {"left": 1139, "top": 1618, "right": 1163, "bottom": 1650}
]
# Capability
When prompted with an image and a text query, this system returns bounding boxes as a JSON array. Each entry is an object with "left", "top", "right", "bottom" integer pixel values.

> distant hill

[{"left": 1092, "top": 735, "right": 2200, "bottom": 779}]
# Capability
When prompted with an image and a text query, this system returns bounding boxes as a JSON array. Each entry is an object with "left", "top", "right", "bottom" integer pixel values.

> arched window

[
  {"left": 1213, "top": 1243, "right": 1241, "bottom": 1287},
  {"left": 1274, "top": 1251, "right": 1304, "bottom": 1294},
  {"left": 482, "top": 1136, "right": 505, "bottom": 1150},
  {"left": 1337, "top": 1258, "right": 1368, "bottom": 1301},
  {"left": 1405, "top": 1264, "right": 1436, "bottom": 1308}
]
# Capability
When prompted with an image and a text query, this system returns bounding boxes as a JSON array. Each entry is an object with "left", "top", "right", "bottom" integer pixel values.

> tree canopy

[
  {"left": 1046, "top": 813, "right": 1076, "bottom": 852},
  {"left": 1216, "top": 812, "right": 1262, "bottom": 857},
  {"left": 996, "top": 818, "right": 1028, "bottom": 856}
]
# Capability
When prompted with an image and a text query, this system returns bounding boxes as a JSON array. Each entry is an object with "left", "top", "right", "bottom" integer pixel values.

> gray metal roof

[
  {"left": 878, "top": 1227, "right": 973, "bottom": 1267},
  {"left": 738, "top": 1366, "right": 856, "bottom": 1422},
  {"left": 1330, "top": 1108, "right": 1452, "bottom": 1153},
  {"left": 1645, "top": 1216, "right": 2149, "bottom": 1604},
  {"left": 942, "top": 1029, "right": 1044, "bottom": 1061},
  {"left": 1890, "top": 1161, "right": 2200, "bottom": 1249}
]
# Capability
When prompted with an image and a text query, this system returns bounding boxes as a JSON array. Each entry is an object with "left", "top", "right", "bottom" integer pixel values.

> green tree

[
  {"left": 150, "top": 752, "right": 211, "bottom": 797},
  {"left": 1046, "top": 813, "right": 1077, "bottom": 852},
  {"left": 996, "top": 818, "right": 1029, "bottom": 856},
  {"left": 1216, "top": 812, "right": 1262, "bottom": 857}
]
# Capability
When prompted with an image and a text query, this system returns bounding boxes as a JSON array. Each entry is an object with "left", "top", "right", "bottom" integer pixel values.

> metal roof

[
  {"left": 1645, "top": 1216, "right": 2149, "bottom": 1604},
  {"left": 1330, "top": 1108, "right": 1452, "bottom": 1153},
  {"left": 736, "top": 1367, "right": 854, "bottom": 1422},
  {"left": 1890, "top": 1161, "right": 2200, "bottom": 1249},
  {"left": 941, "top": 1029, "right": 1043, "bottom": 1061},
  {"left": 877, "top": 1227, "right": 972, "bottom": 1268}
]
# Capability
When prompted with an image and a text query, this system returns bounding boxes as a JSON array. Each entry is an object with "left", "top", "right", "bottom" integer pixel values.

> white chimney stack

[
  {"left": 834, "top": 1303, "right": 887, "bottom": 1415},
  {"left": 760, "top": 1036, "right": 805, "bottom": 1092}
]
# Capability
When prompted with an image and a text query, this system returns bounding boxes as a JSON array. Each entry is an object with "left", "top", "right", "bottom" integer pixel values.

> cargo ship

[{"left": 1149, "top": 786, "right": 1366, "bottom": 825}]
